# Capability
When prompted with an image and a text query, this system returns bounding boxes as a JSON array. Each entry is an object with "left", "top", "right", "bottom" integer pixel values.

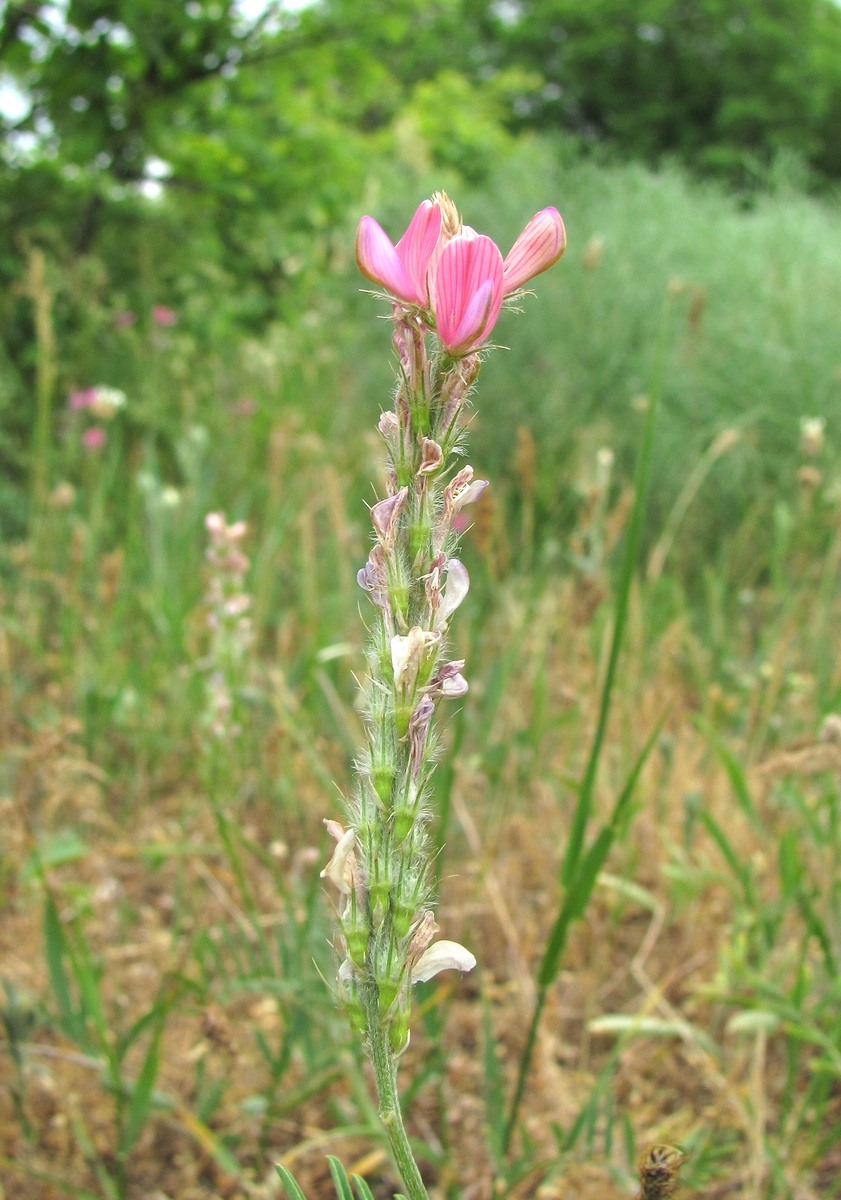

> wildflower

[
  {"left": 152, "top": 304, "right": 178, "bottom": 327},
  {"left": 87, "top": 385, "right": 127, "bottom": 420},
  {"left": 114, "top": 310, "right": 136, "bottom": 327},
  {"left": 800, "top": 416, "right": 826, "bottom": 457},
  {"left": 334, "top": 190, "right": 563, "bottom": 1195},
  {"left": 356, "top": 195, "right": 566, "bottom": 356},
  {"left": 203, "top": 512, "right": 253, "bottom": 740},
  {"left": 82, "top": 427, "right": 106, "bottom": 451},
  {"left": 49, "top": 482, "right": 76, "bottom": 508},
  {"left": 68, "top": 388, "right": 97, "bottom": 410}
]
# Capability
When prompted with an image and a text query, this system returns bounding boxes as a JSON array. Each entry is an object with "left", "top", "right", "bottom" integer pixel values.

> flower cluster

[
  {"left": 68, "top": 384, "right": 127, "bottom": 452},
  {"left": 203, "top": 512, "right": 253, "bottom": 740},
  {"left": 323, "top": 193, "right": 565, "bottom": 1058},
  {"left": 356, "top": 192, "right": 565, "bottom": 356}
]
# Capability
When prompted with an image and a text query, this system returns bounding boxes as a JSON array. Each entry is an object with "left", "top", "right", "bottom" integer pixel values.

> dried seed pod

[{"left": 637, "top": 1144, "right": 687, "bottom": 1200}]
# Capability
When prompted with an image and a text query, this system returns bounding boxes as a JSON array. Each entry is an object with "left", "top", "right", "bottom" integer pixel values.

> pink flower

[
  {"left": 501, "top": 207, "right": 566, "bottom": 294},
  {"left": 114, "top": 310, "right": 136, "bottom": 328},
  {"left": 68, "top": 388, "right": 97, "bottom": 410},
  {"left": 355, "top": 200, "right": 442, "bottom": 307},
  {"left": 355, "top": 195, "right": 566, "bottom": 357},
  {"left": 433, "top": 234, "right": 504, "bottom": 356},
  {"left": 82, "top": 426, "right": 106, "bottom": 451},
  {"left": 152, "top": 305, "right": 177, "bottom": 327}
]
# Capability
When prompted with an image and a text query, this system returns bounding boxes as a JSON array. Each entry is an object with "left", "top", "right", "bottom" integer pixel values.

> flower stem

[{"left": 362, "top": 984, "right": 430, "bottom": 1200}]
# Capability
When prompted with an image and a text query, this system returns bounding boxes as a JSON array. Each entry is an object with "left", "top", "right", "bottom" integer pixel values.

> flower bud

[
  {"left": 346, "top": 926, "right": 368, "bottom": 967},
  {"left": 389, "top": 1008, "right": 410, "bottom": 1055}
]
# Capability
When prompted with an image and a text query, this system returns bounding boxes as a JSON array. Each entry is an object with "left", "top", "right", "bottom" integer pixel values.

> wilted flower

[
  {"left": 320, "top": 820, "right": 359, "bottom": 896},
  {"left": 411, "top": 939, "right": 477, "bottom": 984}
]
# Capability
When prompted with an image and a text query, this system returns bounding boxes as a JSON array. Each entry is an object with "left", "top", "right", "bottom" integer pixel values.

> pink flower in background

[
  {"left": 114, "top": 310, "right": 136, "bottom": 327},
  {"left": 355, "top": 196, "right": 566, "bottom": 356},
  {"left": 152, "top": 305, "right": 177, "bottom": 327},
  {"left": 68, "top": 388, "right": 97, "bottom": 410},
  {"left": 82, "top": 427, "right": 106, "bottom": 451},
  {"left": 355, "top": 200, "right": 442, "bottom": 307}
]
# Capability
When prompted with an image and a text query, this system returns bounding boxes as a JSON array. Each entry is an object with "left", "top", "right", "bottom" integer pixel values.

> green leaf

[
  {"left": 42, "top": 894, "right": 87, "bottom": 1049},
  {"left": 481, "top": 990, "right": 506, "bottom": 1168},
  {"left": 22, "top": 831, "right": 88, "bottom": 881},
  {"left": 119, "top": 1010, "right": 165, "bottom": 1156},
  {"left": 700, "top": 809, "right": 756, "bottom": 906},
  {"left": 326, "top": 1157, "right": 355, "bottom": 1200},
  {"left": 276, "top": 1164, "right": 309, "bottom": 1200},
  {"left": 351, "top": 1176, "right": 377, "bottom": 1200},
  {"left": 538, "top": 719, "right": 663, "bottom": 989}
]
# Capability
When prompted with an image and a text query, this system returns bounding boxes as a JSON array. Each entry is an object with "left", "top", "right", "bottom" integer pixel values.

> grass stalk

[{"left": 502, "top": 296, "right": 670, "bottom": 1154}]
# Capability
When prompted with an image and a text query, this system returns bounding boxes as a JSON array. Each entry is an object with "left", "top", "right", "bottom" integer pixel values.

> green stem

[{"left": 363, "top": 986, "right": 430, "bottom": 1200}]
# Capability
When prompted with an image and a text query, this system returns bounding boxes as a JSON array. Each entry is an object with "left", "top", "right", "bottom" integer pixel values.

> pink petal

[
  {"left": 434, "top": 235, "right": 503, "bottom": 356},
  {"left": 502, "top": 207, "right": 566, "bottom": 294},
  {"left": 356, "top": 217, "right": 420, "bottom": 304},
  {"left": 395, "top": 200, "right": 442, "bottom": 306}
]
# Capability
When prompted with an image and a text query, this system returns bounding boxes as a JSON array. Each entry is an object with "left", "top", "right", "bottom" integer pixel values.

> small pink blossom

[
  {"left": 152, "top": 305, "right": 177, "bottom": 327},
  {"left": 114, "top": 310, "right": 136, "bottom": 328},
  {"left": 69, "top": 388, "right": 97, "bottom": 410},
  {"left": 82, "top": 426, "right": 106, "bottom": 451},
  {"left": 355, "top": 195, "right": 565, "bottom": 358}
]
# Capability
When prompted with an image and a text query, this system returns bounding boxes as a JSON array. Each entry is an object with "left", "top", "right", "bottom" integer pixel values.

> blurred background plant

[{"left": 2, "top": 1, "right": 841, "bottom": 1197}]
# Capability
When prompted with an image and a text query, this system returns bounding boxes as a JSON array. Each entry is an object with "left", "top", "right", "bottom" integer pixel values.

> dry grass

[{"left": 3, "top": 544, "right": 839, "bottom": 1200}]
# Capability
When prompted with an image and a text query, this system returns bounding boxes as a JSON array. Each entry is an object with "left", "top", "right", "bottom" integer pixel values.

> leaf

[
  {"left": 276, "top": 1164, "right": 309, "bottom": 1200},
  {"left": 119, "top": 1011, "right": 165, "bottom": 1156},
  {"left": 351, "top": 1176, "right": 377, "bottom": 1200},
  {"left": 42, "top": 894, "right": 88, "bottom": 1049},
  {"left": 587, "top": 1014, "right": 718, "bottom": 1057},
  {"left": 326, "top": 1157, "right": 355, "bottom": 1200},
  {"left": 538, "top": 718, "right": 663, "bottom": 989},
  {"left": 481, "top": 990, "right": 506, "bottom": 1168}
]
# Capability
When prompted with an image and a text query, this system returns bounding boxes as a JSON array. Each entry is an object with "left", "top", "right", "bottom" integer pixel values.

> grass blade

[
  {"left": 326, "top": 1156, "right": 355, "bottom": 1200},
  {"left": 276, "top": 1164, "right": 309, "bottom": 1200}
]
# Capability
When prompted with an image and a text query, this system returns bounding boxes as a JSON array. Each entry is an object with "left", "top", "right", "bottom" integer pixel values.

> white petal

[
  {"left": 412, "top": 940, "right": 477, "bottom": 983},
  {"left": 320, "top": 827, "right": 356, "bottom": 894},
  {"left": 437, "top": 559, "right": 469, "bottom": 626}
]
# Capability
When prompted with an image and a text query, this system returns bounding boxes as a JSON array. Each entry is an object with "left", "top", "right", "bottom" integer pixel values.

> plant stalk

[{"left": 363, "top": 984, "right": 430, "bottom": 1200}]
